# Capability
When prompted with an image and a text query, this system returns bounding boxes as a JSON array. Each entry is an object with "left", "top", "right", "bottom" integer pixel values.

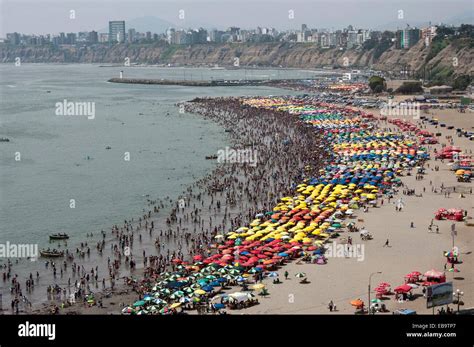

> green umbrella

[
  {"left": 371, "top": 298, "right": 382, "bottom": 303},
  {"left": 228, "top": 269, "right": 240, "bottom": 275},
  {"left": 133, "top": 300, "right": 145, "bottom": 307},
  {"left": 160, "top": 288, "right": 171, "bottom": 295},
  {"left": 208, "top": 263, "right": 220, "bottom": 269},
  {"left": 172, "top": 290, "right": 185, "bottom": 297},
  {"left": 205, "top": 275, "right": 217, "bottom": 281},
  {"left": 295, "top": 272, "right": 306, "bottom": 278},
  {"left": 183, "top": 287, "right": 194, "bottom": 294}
]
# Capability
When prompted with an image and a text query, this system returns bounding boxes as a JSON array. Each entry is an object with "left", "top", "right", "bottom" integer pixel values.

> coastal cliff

[{"left": 1, "top": 39, "right": 472, "bottom": 79}]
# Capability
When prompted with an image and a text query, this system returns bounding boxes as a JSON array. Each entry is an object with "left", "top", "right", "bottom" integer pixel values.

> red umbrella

[
  {"left": 424, "top": 269, "right": 444, "bottom": 278},
  {"left": 172, "top": 258, "right": 182, "bottom": 264},
  {"left": 394, "top": 284, "right": 412, "bottom": 293},
  {"left": 193, "top": 255, "right": 203, "bottom": 261}
]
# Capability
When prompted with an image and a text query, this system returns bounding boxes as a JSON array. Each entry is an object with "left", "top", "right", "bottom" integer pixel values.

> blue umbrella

[
  {"left": 202, "top": 285, "right": 214, "bottom": 292},
  {"left": 278, "top": 252, "right": 289, "bottom": 257},
  {"left": 165, "top": 281, "right": 187, "bottom": 289},
  {"left": 197, "top": 279, "right": 209, "bottom": 286},
  {"left": 209, "top": 281, "right": 221, "bottom": 287},
  {"left": 214, "top": 303, "right": 225, "bottom": 310}
]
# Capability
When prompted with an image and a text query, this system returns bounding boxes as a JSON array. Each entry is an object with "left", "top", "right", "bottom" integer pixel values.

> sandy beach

[{"left": 3, "top": 93, "right": 472, "bottom": 316}]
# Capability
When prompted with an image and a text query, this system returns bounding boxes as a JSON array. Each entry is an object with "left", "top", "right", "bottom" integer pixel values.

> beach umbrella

[
  {"left": 295, "top": 272, "right": 306, "bottom": 278},
  {"left": 159, "top": 307, "right": 172, "bottom": 315},
  {"left": 165, "top": 281, "right": 187, "bottom": 289},
  {"left": 202, "top": 285, "right": 214, "bottom": 292},
  {"left": 194, "top": 289, "right": 206, "bottom": 295},
  {"left": 394, "top": 284, "right": 412, "bottom": 293},
  {"left": 197, "top": 279, "right": 209, "bottom": 286},
  {"left": 424, "top": 269, "right": 444, "bottom": 278},
  {"left": 266, "top": 272, "right": 279, "bottom": 278},
  {"left": 213, "top": 303, "right": 226, "bottom": 310},
  {"left": 133, "top": 300, "right": 145, "bottom": 307},
  {"left": 172, "top": 290, "right": 185, "bottom": 297},
  {"left": 370, "top": 298, "right": 382, "bottom": 303},
  {"left": 122, "top": 307, "right": 134, "bottom": 314},
  {"left": 183, "top": 287, "right": 194, "bottom": 294},
  {"left": 170, "top": 302, "right": 181, "bottom": 309},
  {"left": 350, "top": 299, "right": 364, "bottom": 307},
  {"left": 160, "top": 288, "right": 171, "bottom": 295},
  {"left": 153, "top": 298, "right": 167, "bottom": 305},
  {"left": 252, "top": 284, "right": 266, "bottom": 290},
  {"left": 407, "top": 283, "right": 419, "bottom": 289}
]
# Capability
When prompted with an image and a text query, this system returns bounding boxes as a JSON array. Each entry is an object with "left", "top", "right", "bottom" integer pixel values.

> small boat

[
  {"left": 0, "top": 138, "right": 10, "bottom": 142},
  {"left": 205, "top": 155, "right": 218, "bottom": 160},
  {"left": 49, "top": 233, "right": 69, "bottom": 240},
  {"left": 105, "top": 146, "right": 111, "bottom": 150},
  {"left": 40, "top": 249, "right": 64, "bottom": 258}
]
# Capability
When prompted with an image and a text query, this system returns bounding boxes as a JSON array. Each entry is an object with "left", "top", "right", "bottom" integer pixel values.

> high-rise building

[
  {"left": 66, "top": 33, "right": 76, "bottom": 44},
  {"left": 128, "top": 28, "right": 136, "bottom": 43},
  {"left": 396, "top": 26, "right": 421, "bottom": 49},
  {"left": 89, "top": 31, "right": 99, "bottom": 43},
  {"left": 109, "top": 21, "right": 126, "bottom": 43},
  {"left": 6, "top": 32, "right": 21, "bottom": 45},
  {"left": 421, "top": 26, "right": 437, "bottom": 46}
]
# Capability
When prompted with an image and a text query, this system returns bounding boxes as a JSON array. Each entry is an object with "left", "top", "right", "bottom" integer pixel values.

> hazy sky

[{"left": 0, "top": 0, "right": 472, "bottom": 36}]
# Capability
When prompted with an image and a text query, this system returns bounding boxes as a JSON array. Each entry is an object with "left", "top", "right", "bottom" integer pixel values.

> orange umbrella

[{"left": 350, "top": 299, "right": 364, "bottom": 307}]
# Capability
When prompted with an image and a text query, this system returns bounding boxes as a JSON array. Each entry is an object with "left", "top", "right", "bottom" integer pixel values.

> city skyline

[{"left": 0, "top": 0, "right": 472, "bottom": 37}]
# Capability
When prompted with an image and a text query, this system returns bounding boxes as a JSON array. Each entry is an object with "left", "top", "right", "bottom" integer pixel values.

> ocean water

[{"left": 0, "top": 64, "right": 306, "bottom": 251}]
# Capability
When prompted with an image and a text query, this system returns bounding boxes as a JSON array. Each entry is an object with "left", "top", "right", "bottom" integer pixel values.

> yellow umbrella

[
  {"left": 194, "top": 289, "right": 206, "bottom": 295},
  {"left": 252, "top": 284, "right": 265, "bottom": 290},
  {"left": 170, "top": 302, "right": 181, "bottom": 309}
]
